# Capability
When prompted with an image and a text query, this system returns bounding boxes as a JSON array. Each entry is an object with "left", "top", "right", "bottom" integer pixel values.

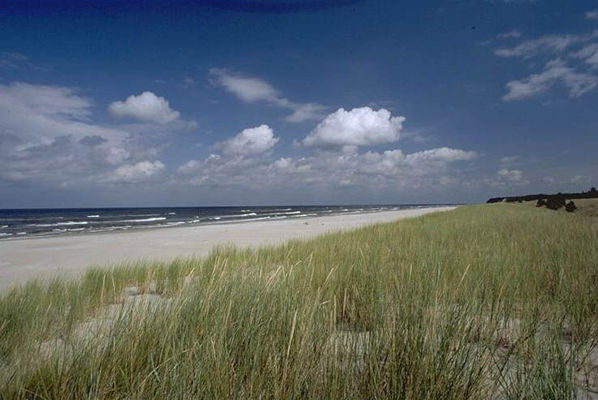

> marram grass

[{"left": 1, "top": 204, "right": 597, "bottom": 399}]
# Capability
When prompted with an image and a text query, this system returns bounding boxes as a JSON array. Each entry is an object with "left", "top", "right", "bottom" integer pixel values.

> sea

[{"left": 0, "top": 205, "right": 445, "bottom": 240}]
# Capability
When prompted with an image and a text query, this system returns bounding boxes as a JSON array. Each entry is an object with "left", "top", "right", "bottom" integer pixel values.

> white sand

[{"left": 0, "top": 207, "right": 455, "bottom": 291}]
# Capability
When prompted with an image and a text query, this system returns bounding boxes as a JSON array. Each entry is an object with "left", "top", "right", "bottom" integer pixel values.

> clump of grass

[{"left": 1, "top": 204, "right": 597, "bottom": 399}]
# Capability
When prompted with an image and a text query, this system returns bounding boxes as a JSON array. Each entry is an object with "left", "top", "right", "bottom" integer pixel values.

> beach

[
  {"left": 3, "top": 204, "right": 597, "bottom": 398},
  {"left": 0, "top": 206, "right": 454, "bottom": 291}
]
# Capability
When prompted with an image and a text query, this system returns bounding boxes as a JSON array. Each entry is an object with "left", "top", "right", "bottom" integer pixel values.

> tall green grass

[{"left": 1, "top": 204, "right": 597, "bottom": 399}]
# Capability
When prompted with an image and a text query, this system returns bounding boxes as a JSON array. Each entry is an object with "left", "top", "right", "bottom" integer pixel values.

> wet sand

[{"left": 0, "top": 207, "right": 455, "bottom": 291}]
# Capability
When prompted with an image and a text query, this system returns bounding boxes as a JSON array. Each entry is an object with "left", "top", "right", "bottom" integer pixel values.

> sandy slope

[{"left": 0, "top": 207, "right": 455, "bottom": 291}]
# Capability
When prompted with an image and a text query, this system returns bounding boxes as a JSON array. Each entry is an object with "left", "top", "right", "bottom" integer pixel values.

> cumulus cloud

[
  {"left": 0, "top": 81, "right": 170, "bottom": 186},
  {"left": 110, "top": 160, "right": 165, "bottom": 183},
  {"left": 483, "top": 168, "right": 529, "bottom": 187},
  {"left": 177, "top": 159, "right": 202, "bottom": 175},
  {"left": 176, "top": 145, "right": 477, "bottom": 190},
  {"left": 503, "top": 59, "right": 598, "bottom": 101},
  {"left": 303, "top": 107, "right": 405, "bottom": 150},
  {"left": 272, "top": 157, "right": 293, "bottom": 169},
  {"left": 108, "top": 91, "right": 181, "bottom": 124},
  {"left": 497, "top": 168, "right": 523, "bottom": 182},
  {"left": 217, "top": 124, "right": 279, "bottom": 156},
  {"left": 210, "top": 69, "right": 326, "bottom": 122},
  {"left": 586, "top": 10, "right": 598, "bottom": 20},
  {"left": 352, "top": 148, "right": 477, "bottom": 179}
]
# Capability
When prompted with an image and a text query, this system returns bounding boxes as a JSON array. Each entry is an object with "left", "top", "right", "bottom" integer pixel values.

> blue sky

[{"left": 1, "top": 0, "right": 597, "bottom": 207}]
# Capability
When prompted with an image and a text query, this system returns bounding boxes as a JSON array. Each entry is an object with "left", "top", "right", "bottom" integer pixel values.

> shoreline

[
  {"left": 0, "top": 206, "right": 450, "bottom": 243},
  {"left": 0, "top": 206, "right": 455, "bottom": 291}
]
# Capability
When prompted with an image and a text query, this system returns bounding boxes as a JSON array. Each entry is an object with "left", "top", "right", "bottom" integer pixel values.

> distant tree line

[{"left": 487, "top": 187, "right": 598, "bottom": 204}]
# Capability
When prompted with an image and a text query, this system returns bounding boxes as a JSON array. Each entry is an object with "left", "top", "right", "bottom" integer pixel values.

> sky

[{"left": 0, "top": 0, "right": 597, "bottom": 208}]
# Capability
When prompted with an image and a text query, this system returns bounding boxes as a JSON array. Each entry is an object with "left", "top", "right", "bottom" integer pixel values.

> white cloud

[
  {"left": 285, "top": 103, "right": 328, "bottom": 123},
  {"left": 0, "top": 81, "right": 171, "bottom": 185},
  {"left": 272, "top": 157, "right": 293, "bottom": 169},
  {"left": 182, "top": 77, "right": 196, "bottom": 88},
  {"left": 403, "top": 147, "right": 478, "bottom": 164},
  {"left": 500, "top": 156, "right": 519, "bottom": 165},
  {"left": 177, "top": 159, "right": 202, "bottom": 174},
  {"left": 303, "top": 107, "right": 405, "bottom": 150},
  {"left": 494, "top": 22, "right": 598, "bottom": 101},
  {"left": 503, "top": 59, "right": 598, "bottom": 101},
  {"left": 0, "top": 81, "right": 126, "bottom": 153},
  {"left": 353, "top": 148, "right": 477, "bottom": 179},
  {"left": 0, "top": 82, "right": 92, "bottom": 126},
  {"left": 400, "top": 129, "right": 434, "bottom": 143},
  {"left": 494, "top": 33, "right": 592, "bottom": 58},
  {"left": 586, "top": 10, "right": 598, "bottom": 20},
  {"left": 105, "top": 147, "right": 131, "bottom": 166},
  {"left": 210, "top": 69, "right": 279, "bottom": 102},
  {"left": 480, "top": 168, "right": 530, "bottom": 188},
  {"left": 574, "top": 43, "right": 598, "bottom": 67},
  {"left": 218, "top": 124, "right": 279, "bottom": 156},
  {"left": 177, "top": 145, "right": 477, "bottom": 190},
  {"left": 210, "top": 69, "right": 326, "bottom": 122},
  {"left": 109, "top": 91, "right": 181, "bottom": 124},
  {"left": 497, "top": 168, "right": 523, "bottom": 182},
  {"left": 497, "top": 29, "right": 522, "bottom": 39},
  {"left": 110, "top": 160, "right": 165, "bottom": 183}
]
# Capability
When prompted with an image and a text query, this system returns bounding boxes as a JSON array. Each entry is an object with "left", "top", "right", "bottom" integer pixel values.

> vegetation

[
  {"left": 571, "top": 198, "right": 598, "bottom": 218},
  {"left": 487, "top": 187, "right": 598, "bottom": 204},
  {"left": 523, "top": 197, "right": 598, "bottom": 218},
  {"left": 1, "top": 204, "right": 597, "bottom": 399}
]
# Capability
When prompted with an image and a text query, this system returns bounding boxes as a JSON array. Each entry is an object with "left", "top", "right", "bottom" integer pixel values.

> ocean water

[{"left": 0, "top": 205, "right": 441, "bottom": 240}]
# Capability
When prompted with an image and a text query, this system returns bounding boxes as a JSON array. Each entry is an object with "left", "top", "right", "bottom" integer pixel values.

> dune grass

[
  {"left": 1, "top": 204, "right": 597, "bottom": 399},
  {"left": 561, "top": 198, "right": 598, "bottom": 218},
  {"left": 523, "top": 197, "right": 598, "bottom": 218}
]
